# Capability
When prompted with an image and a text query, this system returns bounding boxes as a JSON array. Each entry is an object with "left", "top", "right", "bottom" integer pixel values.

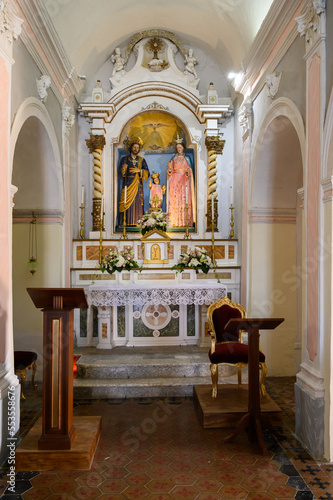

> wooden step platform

[
  {"left": 16, "top": 416, "right": 101, "bottom": 471},
  {"left": 194, "top": 384, "right": 283, "bottom": 428}
]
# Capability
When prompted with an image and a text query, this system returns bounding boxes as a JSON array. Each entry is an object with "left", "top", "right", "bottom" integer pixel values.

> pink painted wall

[
  {"left": 241, "top": 139, "right": 249, "bottom": 307},
  {"left": 306, "top": 54, "right": 321, "bottom": 361},
  {"left": 65, "top": 141, "right": 70, "bottom": 287},
  {"left": 0, "top": 57, "right": 10, "bottom": 363}
]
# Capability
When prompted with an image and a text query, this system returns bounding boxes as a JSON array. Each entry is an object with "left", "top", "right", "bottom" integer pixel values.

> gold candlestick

[
  {"left": 98, "top": 207, "right": 104, "bottom": 265},
  {"left": 229, "top": 204, "right": 235, "bottom": 239},
  {"left": 120, "top": 208, "right": 128, "bottom": 240},
  {"left": 184, "top": 204, "right": 191, "bottom": 239},
  {"left": 211, "top": 214, "right": 217, "bottom": 267},
  {"left": 78, "top": 203, "right": 85, "bottom": 239}
]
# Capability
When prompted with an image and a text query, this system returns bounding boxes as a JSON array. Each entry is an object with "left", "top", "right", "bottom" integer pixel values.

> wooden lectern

[
  {"left": 27, "top": 288, "right": 88, "bottom": 450},
  {"left": 223, "top": 318, "right": 284, "bottom": 455}
]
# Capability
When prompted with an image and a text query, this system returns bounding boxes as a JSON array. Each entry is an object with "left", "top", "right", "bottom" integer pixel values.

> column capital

[
  {"left": 86, "top": 134, "right": 106, "bottom": 153},
  {"left": 205, "top": 136, "right": 225, "bottom": 154},
  {"left": 295, "top": 0, "right": 326, "bottom": 49},
  {"left": 0, "top": 0, "right": 23, "bottom": 61}
]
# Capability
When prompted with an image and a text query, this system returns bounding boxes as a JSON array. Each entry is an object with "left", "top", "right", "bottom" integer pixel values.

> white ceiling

[{"left": 45, "top": 0, "right": 274, "bottom": 82}]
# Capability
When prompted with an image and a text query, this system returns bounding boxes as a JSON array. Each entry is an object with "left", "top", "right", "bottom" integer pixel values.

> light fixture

[{"left": 27, "top": 215, "right": 38, "bottom": 275}]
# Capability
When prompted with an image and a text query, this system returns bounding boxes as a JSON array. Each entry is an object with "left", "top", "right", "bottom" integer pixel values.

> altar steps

[{"left": 73, "top": 345, "right": 243, "bottom": 399}]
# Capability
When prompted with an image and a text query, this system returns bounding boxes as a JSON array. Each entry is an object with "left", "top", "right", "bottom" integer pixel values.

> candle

[
  {"left": 81, "top": 185, "right": 84, "bottom": 205},
  {"left": 102, "top": 195, "right": 105, "bottom": 214},
  {"left": 124, "top": 186, "right": 127, "bottom": 206},
  {"left": 230, "top": 185, "right": 233, "bottom": 206},
  {"left": 211, "top": 193, "right": 214, "bottom": 220},
  {"left": 185, "top": 186, "right": 188, "bottom": 205}
]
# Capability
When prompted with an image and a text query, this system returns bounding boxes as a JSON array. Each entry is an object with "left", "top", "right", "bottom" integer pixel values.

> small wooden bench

[{"left": 14, "top": 351, "right": 38, "bottom": 400}]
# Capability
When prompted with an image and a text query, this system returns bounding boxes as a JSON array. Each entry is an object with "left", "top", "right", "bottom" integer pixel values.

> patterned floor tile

[
  {"left": 170, "top": 485, "right": 198, "bottom": 499},
  {"left": 194, "top": 478, "right": 221, "bottom": 492},
  {"left": 219, "top": 484, "right": 248, "bottom": 499},
  {"left": 22, "top": 486, "right": 52, "bottom": 499},
  {"left": 6, "top": 376, "right": 333, "bottom": 500},
  {"left": 146, "top": 479, "right": 175, "bottom": 493}
]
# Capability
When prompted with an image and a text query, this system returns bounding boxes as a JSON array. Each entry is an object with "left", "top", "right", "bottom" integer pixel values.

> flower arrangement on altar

[
  {"left": 172, "top": 246, "right": 213, "bottom": 274},
  {"left": 138, "top": 211, "right": 170, "bottom": 236},
  {"left": 100, "top": 248, "right": 140, "bottom": 274}
]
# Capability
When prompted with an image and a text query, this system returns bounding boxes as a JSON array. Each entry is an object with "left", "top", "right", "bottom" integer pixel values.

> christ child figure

[{"left": 149, "top": 171, "right": 166, "bottom": 211}]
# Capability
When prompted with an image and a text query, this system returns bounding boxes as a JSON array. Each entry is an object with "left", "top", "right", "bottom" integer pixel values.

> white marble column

[
  {"left": 0, "top": 2, "right": 23, "bottom": 465},
  {"left": 295, "top": 0, "right": 327, "bottom": 459}
]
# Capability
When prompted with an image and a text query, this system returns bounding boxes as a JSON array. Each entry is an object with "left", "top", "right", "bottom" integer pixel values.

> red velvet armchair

[{"left": 207, "top": 297, "right": 267, "bottom": 399}]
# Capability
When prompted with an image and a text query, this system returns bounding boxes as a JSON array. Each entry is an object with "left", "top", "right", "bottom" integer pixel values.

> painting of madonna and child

[{"left": 116, "top": 111, "right": 196, "bottom": 233}]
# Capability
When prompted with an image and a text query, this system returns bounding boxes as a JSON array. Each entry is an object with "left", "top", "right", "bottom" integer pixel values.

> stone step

[
  {"left": 76, "top": 356, "right": 211, "bottom": 379},
  {"left": 73, "top": 376, "right": 214, "bottom": 399},
  {"left": 73, "top": 346, "right": 247, "bottom": 399}
]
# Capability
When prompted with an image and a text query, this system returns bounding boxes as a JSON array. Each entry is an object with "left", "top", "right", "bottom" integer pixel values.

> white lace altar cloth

[{"left": 88, "top": 283, "right": 227, "bottom": 307}]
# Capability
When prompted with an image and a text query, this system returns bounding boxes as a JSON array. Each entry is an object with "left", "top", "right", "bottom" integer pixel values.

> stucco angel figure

[
  {"left": 36, "top": 75, "right": 51, "bottom": 102},
  {"left": 184, "top": 48, "right": 198, "bottom": 78},
  {"left": 111, "top": 47, "right": 125, "bottom": 77}
]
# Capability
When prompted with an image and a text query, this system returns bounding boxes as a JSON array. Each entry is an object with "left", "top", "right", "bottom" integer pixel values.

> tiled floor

[{"left": 1, "top": 377, "right": 332, "bottom": 499}]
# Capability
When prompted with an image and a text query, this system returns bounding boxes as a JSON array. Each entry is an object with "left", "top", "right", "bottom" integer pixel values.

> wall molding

[
  {"left": 16, "top": 0, "right": 82, "bottom": 103},
  {"left": 235, "top": 0, "right": 303, "bottom": 100},
  {"left": 13, "top": 208, "right": 64, "bottom": 224},
  {"left": 248, "top": 207, "right": 297, "bottom": 223}
]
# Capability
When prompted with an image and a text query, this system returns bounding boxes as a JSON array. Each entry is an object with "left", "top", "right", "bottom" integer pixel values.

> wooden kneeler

[{"left": 16, "top": 288, "right": 101, "bottom": 470}]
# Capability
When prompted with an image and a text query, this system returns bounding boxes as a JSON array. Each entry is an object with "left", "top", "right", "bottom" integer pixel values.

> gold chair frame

[
  {"left": 15, "top": 360, "right": 37, "bottom": 400},
  {"left": 207, "top": 296, "right": 267, "bottom": 399}
]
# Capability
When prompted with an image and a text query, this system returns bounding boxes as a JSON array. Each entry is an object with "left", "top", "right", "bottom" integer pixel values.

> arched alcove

[
  {"left": 248, "top": 103, "right": 304, "bottom": 377},
  {"left": 12, "top": 116, "right": 60, "bottom": 209},
  {"left": 11, "top": 107, "right": 64, "bottom": 379}
]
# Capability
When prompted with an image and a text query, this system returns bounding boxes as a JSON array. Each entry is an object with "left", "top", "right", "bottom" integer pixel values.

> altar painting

[{"left": 115, "top": 111, "right": 195, "bottom": 232}]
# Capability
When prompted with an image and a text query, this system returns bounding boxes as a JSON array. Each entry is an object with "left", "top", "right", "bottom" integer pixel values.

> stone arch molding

[
  {"left": 10, "top": 97, "right": 63, "bottom": 210},
  {"left": 250, "top": 97, "right": 305, "bottom": 208},
  {"left": 108, "top": 82, "right": 202, "bottom": 123}
]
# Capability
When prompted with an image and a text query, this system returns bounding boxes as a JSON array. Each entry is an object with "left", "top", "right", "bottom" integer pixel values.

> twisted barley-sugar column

[
  {"left": 205, "top": 136, "right": 225, "bottom": 231},
  {"left": 86, "top": 134, "right": 106, "bottom": 231}
]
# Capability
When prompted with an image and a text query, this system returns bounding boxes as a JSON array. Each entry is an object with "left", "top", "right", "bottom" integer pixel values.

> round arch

[
  {"left": 247, "top": 97, "right": 304, "bottom": 378},
  {"left": 250, "top": 97, "right": 306, "bottom": 207},
  {"left": 10, "top": 97, "right": 63, "bottom": 210}
]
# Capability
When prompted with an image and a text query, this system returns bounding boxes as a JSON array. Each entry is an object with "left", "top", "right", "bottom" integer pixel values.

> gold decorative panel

[
  {"left": 86, "top": 245, "right": 117, "bottom": 260},
  {"left": 202, "top": 245, "right": 225, "bottom": 259},
  {"left": 76, "top": 246, "right": 83, "bottom": 261},
  {"left": 79, "top": 274, "right": 116, "bottom": 280},
  {"left": 181, "top": 273, "right": 191, "bottom": 279},
  {"left": 197, "top": 272, "right": 231, "bottom": 280},
  {"left": 137, "top": 273, "right": 175, "bottom": 280},
  {"left": 102, "top": 323, "right": 108, "bottom": 338},
  {"left": 168, "top": 245, "right": 174, "bottom": 259},
  {"left": 138, "top": 246, "right": 143, "bottom": 259},
  {"left": 228, "top": 245, "right": 235, "bottom": 259},
  {"left": 181, "top": 245, "right": 188, "bottom": 254}
]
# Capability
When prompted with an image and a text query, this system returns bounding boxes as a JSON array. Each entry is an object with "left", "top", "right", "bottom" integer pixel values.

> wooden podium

[
  {"left": 223, "top": 318, "right": 284, "bottom": 455},
  {"left": 16, "top": 288, "right": 101, "bottom": 470}
]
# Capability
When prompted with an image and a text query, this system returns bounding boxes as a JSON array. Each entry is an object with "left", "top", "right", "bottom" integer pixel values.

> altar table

[{"left": 88, "top": 283, "right": 227, "bottom": 348}]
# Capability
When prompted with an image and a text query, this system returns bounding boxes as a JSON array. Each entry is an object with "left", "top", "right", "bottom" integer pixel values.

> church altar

[
  {"left": 87, "top": 282, "right": 227, "bottom": 349},
  {"left": 71, "top": 238, "right": 240, "bottom": 348},
  {"left": 72, "top": 30, "right": 240, "bottom": 349}
]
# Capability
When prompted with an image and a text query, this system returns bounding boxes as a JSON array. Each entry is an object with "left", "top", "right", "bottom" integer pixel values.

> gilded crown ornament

[{"left": 123, "top": 135, "right": 143, "bottom": 151}]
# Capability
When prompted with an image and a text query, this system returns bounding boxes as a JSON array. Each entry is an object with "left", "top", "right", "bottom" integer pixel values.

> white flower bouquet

[
  {"left": 172, "top": 246, "right": 213, "bottom": 274},
  {"left": 100, "top": 248, "right": 140, "bottom": 275},
  {"left": 138, "top": 211, "right": 170, "bottom": 235}
]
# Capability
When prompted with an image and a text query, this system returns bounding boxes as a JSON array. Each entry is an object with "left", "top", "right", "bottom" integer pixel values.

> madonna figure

[{"left": 167, "top": 138, "right": 195, "bottom": 228}]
